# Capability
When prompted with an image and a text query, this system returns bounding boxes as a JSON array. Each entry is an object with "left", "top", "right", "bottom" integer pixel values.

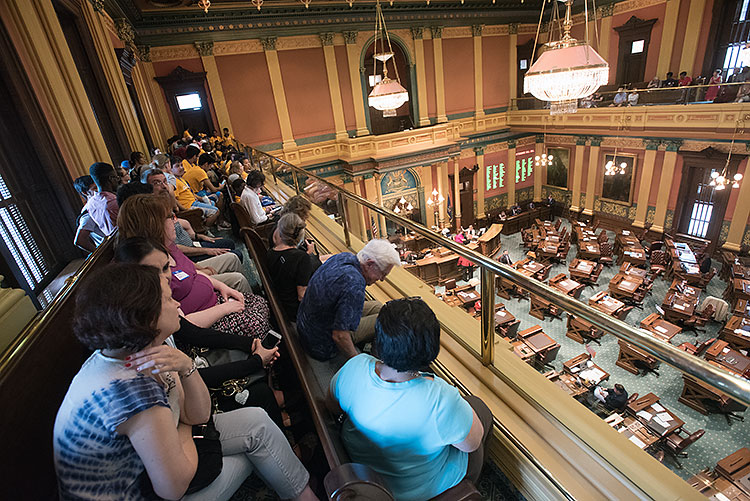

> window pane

[
  {"left": 631, "top": 40, "right": 645, "bottom": 54},
  {"left": 176, "top": 93, "right": 202, "bottom": 111}
]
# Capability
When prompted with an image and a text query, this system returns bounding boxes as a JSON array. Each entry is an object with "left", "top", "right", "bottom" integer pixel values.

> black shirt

[
  {"left": 605, "top": 389, "right": 628, "bottom": 410},
  {"left": 267, "top": 247, "right": 314, "bottom": 321}
]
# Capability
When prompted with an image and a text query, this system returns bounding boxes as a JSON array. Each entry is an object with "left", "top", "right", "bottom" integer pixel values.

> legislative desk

[
  {"left": 625, "top": 392, "right": 685, "bottom": 438},
  {"left": 478, "top": 223, "right": 503, "bottom": 256},
  {"left": 578, "top": 241, "right": 601, "bottom": 260},
  {"left": 705, "top": 340, "right": 750, "bottom": 378},
  {"left": 733, "top": 264, "right": 750, "bottom": 280},
  {"left": 640, "top": 313, "right": 682, "bottom": 343},
  {"left": 721, "top": 315, "right": 750, "bottom": 351},
  {"left": 609, "top": 415, "right": 660, "bottom": 450},
  {"left": 497, "top": 206, "right": 551, "bottom": 235},
  {"left": 680, "top": 373, "right": 748, "bottom": 416},
  {"left": 620, "top": 262, "right": 648, "bottom": 279},
  {"left": 589, "top": 291, "right": 626, "bottom": 317},
  {"left": 562, "top": 353, "right": 609, "bottom": 386},
  {"left": 616, "top": 339, "right": 659, "bottom": 374},
  {"left": 609, "top": 273, "right": 643, "bottom": 300},
  {"left": 573, "top": 224, "right": 598, "bottom": 245},
  {"left": 455, "top": 288, "right": 481, "bottom": 310},
  {"left": 672, "top": 241, "right": 698, "bottom": 264},
  {"left": 662, "top": 289, "right": 699, "bottom": 323},
  {"left": 549, "top": 273, "right": 584, "bottom": 298},
  {"left": 514, "top": 258, "right": 549, "bottom": 281},
  {"left": 689, "top": 448, "right": 750, "bottom": 500},
  {"left": 403, "top": 247, "right": 461, "bottom": 285},
  {"left": 732, "top": 279, "right": 750, "bottom": 304},
  {"left": 614, "top": 230, "right": 643, "bottom": 254},
  {"left": 736, "top": 299, "right": 750, "bottom": 319},
  {"left": 551, "top": 372, "right": 590, "bottom": 399},
  {"left": 401, "top": 233, "right": 432, "bottom": 253},
  {"left": 569, "top": 258, "right": 596, "bottom": 281},
  {"left": 621, "top": 248, "right": 647, "bottom": 267}
]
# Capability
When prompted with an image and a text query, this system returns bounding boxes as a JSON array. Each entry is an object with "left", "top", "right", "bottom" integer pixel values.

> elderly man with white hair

[{"left": 297, "top": 239, "right": 401, "bottom": 360}]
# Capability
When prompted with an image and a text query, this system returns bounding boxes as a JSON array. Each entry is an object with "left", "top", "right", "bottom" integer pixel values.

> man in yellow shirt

[
  {"left": 184, "top": 153, "right": 224, "bottom": 196},
  {"left": 182, "top": 144, "right": 200, "bottom": 174},
  {"left": 170, "top": 159, "right": 220, "bottom": 227},
  {"left": 222, "top": 127, "right": 236, "bottom": 148}
]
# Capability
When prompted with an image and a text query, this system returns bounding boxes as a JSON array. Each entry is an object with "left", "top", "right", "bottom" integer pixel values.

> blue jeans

[{"left": 192, "top": 200, "right": 218, "bottom": 216}]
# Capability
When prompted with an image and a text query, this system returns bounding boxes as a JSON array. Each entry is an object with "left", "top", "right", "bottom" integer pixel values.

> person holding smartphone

[{"left": 267, "top": 213, "right": 314, "bottom": 322}]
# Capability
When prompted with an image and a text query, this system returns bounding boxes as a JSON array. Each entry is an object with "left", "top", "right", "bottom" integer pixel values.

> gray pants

[
  {"left": 185, "top": 407, "right": 310, "bottom": 501},
  {"left": 198, "top": 253, "right": 252, "bottom": 295},
  {"left": 463, "top": 395, "right": 493, "bottom": 484},
  {"left": 351, "top": 300, "right": 383, "bottom": 345}
]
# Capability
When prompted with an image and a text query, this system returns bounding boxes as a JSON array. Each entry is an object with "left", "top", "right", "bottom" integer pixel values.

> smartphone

[{"left": 261, "top": 329, "right": 282, "bottom": 349}]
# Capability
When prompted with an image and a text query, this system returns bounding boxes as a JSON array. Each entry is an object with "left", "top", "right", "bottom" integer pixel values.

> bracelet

[{"left": 179, "top": 359, "right": 197, "bottom": 379}]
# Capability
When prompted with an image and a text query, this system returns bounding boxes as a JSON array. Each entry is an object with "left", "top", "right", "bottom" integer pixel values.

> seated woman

[
  {"left": 115, "top": 237, "right": 284, "bottom": 424},
  {"left": 267, "top": 213, "right": 314, "bottom": 322},
  {"left": 328, "top": 298, "right": 492, "bottom": 501},
  {"left": 53, "top": 264, "right": 317, "bottom": 500},
  {"left": 118, "top": 194, "right": 270, "bottom": 338}
]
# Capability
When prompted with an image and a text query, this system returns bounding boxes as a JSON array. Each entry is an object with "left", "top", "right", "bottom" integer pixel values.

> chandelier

[
  {"left": 368, "top": 0, "right": 409, "bottom": 117},
  {"left": 393, "top": 197, "right": 414, "bottom": 214},
  {"left": 535, "top": 153, "right": 553, "bottom": 167},
  {"left": 710, "top": 118, "right": 745, "bottom": 190},
  {"left": 604, "top": 156, "right": 627, "bottom": 176},
  {"left": 197, "top": 0, "right": 210, "bottom": 13},
  {"left": 524, "top": 0, "right": 609, "bottom": 115}
]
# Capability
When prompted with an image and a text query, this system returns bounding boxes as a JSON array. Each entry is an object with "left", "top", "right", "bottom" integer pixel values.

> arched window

[{"left": 362, "top": 37, "right": 415, "bottom": 135}]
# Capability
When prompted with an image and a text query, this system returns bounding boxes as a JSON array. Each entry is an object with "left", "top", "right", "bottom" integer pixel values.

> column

[
  {"left": 431, "top": 27, "right": 447, "bottom": 123},
  {"left": 262, "top": 37, "right": 297, "bottom": 150},
  {"left": 343, "top": 31, "right": 369, "bottom": 136},
  {"left": 420, "top": 164, "right": 435, "bottom": 228},
  {"left": 652, "top": 140, "right": 682, "bottom": 234},
  {"left": 679, "top": 0, "right": 707, "bottom": 75},
  {"left": 508, "top": 23, "right": 518, "bottom": 103},
  {"left": 319, "top": 33, "right": 348, "bottom": 141},
  {"left": 411, "top": 27, "right": 430, "bottom": 127},
  {"left": 0, "top": 0, "right": 109, "bottom": 178},
  {"left": 569, "top": 136, "right": 588, "bottom": 213},
  {"left": 583, "top": 136, "right": 602, "bottom": 216},
  {"left": 598, "top": 5, "right": 614, "bottom": 82},
  {"left": 534, "top": 135, "right": 544, "bottom": 201},
  {"left": 475, "top": 147, "right": 486, "bottom": 218},
  {"left": 633, "top": 139, "right": 661, "bottom": 228},
  {"left": 342, "top": 175, "right": 364, "bottom": 239},
  {"left": 453, "top": 157, "right": 462, "bottom": 229},
  {"left": 137, "top": 46, "right": 176, "bottom": 144},
  {"left": 656, "top": 0, "right": 681, "bottom": 79},
  {"left": 131, "top": 61, "right": 164, "bottom": 150},
  {"left": 195, "top": 41, "right": 234, "bottom": 134},
  {"left": 472, "top": 25, "right": 485, "bottom": 123},
  {"left": 352, "top": 178, "right": 369, "bottom": 241},
  {"left": 507, "top": 140, "right": 517, "bottom": 207},
  {"left": 724, "top": 162, "right": 750, "bottom": 251},
  {"left": 437, "top": 161, "right": 449, "bottom": 226},
  {"left": 85, "top": 9, "right": 148, "bottom": 156}
]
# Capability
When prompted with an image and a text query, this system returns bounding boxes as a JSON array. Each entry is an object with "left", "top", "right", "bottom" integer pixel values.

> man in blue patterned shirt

[{"left": 297, "top": 239, "right": 401, "bottom": 360}]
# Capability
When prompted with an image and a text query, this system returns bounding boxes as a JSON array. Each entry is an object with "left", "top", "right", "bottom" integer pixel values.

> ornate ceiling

[{"left": 100, "top": 0, "right": 555, "bottom": 46}]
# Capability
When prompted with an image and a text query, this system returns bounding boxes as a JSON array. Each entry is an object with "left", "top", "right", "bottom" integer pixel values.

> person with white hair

[{"left": 296, "top": 239, "right": 401, "bottom": 360}]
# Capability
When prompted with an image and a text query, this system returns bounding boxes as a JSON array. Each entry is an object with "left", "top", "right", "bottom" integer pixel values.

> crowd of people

[{"left": 55, "top": 128, "right": 493, "bottom": 500}]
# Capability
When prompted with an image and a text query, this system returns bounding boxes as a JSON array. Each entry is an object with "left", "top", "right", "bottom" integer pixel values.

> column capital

[
  {"left": 135, "top": 44, "right": 151, "bottom": 62},
  {"left": 575, "top": 135, "right": 588, "bottom": 146},
  {"left": 507, "top": 139, "right": 517, "bottom": 149},
  {"left": 410, "top": 27, "right": 424, "bottom": 40},
  {"left": 472, "top": 24, "right": 484, "bottom": 37},
  {"left": 589, "top": 136, "right": 603, "bottom": 147},
  {"left": 644, "top": 138, "right": 661, "bottom": 150},
  {"left": 508, "top": 22, "right": 519, "bottom": 35},
  {"left": 535, "top": 134, "right": 545, "bottom": 144},
  {"left": 88, "top": 0, "right": 105, "bottom": 12},
  {"left": 599, "top": 3, "right": 614, "bottom": 17},
  {"left": 319, "top": 32, "right": 334, "bottom": 46},
  {"left": 341, "top": 174, "right": 354, "bottom": 184},
  {"left": 114, "top": 18, "right": 135, "bottom": 47},
  {"left": 343, "top": 31, "right": 358, "bottom": 45},
  {"left": 194, "top": 41, "right": 214, "bottom": 57},
  {"left": 474, "top": 146, "right": 485, "bottom": 156},
  {"left": 260, "top": 37, "right": 277, "bottom": 51},
  {"left": 664, "top": 139, "right": 683, "bottom": 152},
  {"left": 430, "top": 26, "right": 443, "bottom": 39}
]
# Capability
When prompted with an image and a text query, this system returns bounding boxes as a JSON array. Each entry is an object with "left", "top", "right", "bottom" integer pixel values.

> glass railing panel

[{"left": 512, "top": 81, "right": 749, "bottom": 110}]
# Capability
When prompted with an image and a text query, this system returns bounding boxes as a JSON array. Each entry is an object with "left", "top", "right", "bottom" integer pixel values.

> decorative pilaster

[
  {"left": 195, "top": 40, "right": 234, "bottom": 135},
  {"left": 679, "top": 0, "right": 707, "bottom": 75},
  {"left": 437, "top": 161, "right": 449, "bottom": 226},
  {"left": 474, "top": 147, "right": 486, "bottom": 217},
  {"left": 508, "top": 23, "right": 518, "bottom": 102},
  {"left": 633, "top": 139, "right": 661, "bottom": 228},
  {"left": 597, "top": 5, "right": 613, "bottom": 82},
  {"left": 724, "top": 160, "right": 750, "bottom": 251},
  {"left": 534, "top": 136, "right": 544, "bottom": 201},
  {"left": 343, "top": 31, "right": 369, "bottom": 136},
  {"left": 421, "top": 164, "right": 435, "bottom": 228},
  {"left": 656, "top": 0, "right": 681, "bottom": 79},
  {"left": 472, "top": 25, "right": 485, "bottom": 123},
  {"left": 261, "top": 37, "right": 297, "bottom": 150},
  {"left": 320, "top": 33, "right": 348, "bottom": 140},
  {"left": 507, "top": 140, "right": 517, "bottom": 207},
  {"left": 652, "top": 140, "right": 682, "bottom": 233},
  {"left": 453, "top": 157, "right": 461, "bottom": 229},
  {"left": 411, "top": 27, "right": 430, "bottom": 127},
  {"left": 342, "top": 176, "right": 364, "bottom": 239},
  {"left": 570, "top": 136, "right": 588, "bottom": 213},
  {"left": 583, "top": 136, "right": 602, "bottom": 215},
  {"left": 431, "top": 26, "right": 447, "bottom": 123}
]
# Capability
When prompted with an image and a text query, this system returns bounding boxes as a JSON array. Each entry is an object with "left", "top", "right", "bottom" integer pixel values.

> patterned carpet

[{"left": 446, "top": 218, "right": 747, "bottom": 483}]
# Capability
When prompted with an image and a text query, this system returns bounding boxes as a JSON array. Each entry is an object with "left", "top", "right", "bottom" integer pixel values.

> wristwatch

[{"left": 179, "top": 359, "right": 198, "bottom": 379}]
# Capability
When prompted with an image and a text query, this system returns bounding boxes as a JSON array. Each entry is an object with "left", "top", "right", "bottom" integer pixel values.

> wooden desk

[
  {"left": 569, "top": 259, "right": 597, "bottom": 282},
  {"left": 549, "top": 274, "right": 583, "bottom": 298},
  {"left": 711, "top": 343, "right": 750, "bottom": 378},
  {"left": 721, "top": 315, "right": 750, "bottom": 351},
  {"left": 672, "top": 260, "right": 702, "bottom": 284},
  {"left": 562, "top": 353, "right": 609, "bottom": 385},
  {"left": 589, "top": 291, "right": 626, "bottom": 317},
  {"left": 733, "top": 278, "right": 750, "bottom": 303},
  {"left": 680, "top": 374, "right": 748, "bottom": 416},
  {"left": 617, "top": 340, "right": 658, "bottom": 375},
  {"left": 456, "top": 289, "right": 480, "bottom": 310},
  {"left": 612, "top": 415, "right": 660, "bottom": 450},
  {"left": 620, "top": 262, "right": 648, "bottom": 279},
  {"left": 717, "top": 448, "right": 750, "bottom": 481},
  {"left": 405, "top": 248, "right": 461, "bottom": 285},
  {"left": 552, "top": 372, "right": 589, "bottom": 399},
  {"left": 578, "top": 242, "right": 601, "bottom": 260},
  {"left": 626, "top": 393, "right": 684, "bottom": 438},
  {"left": 640, "top": 313, "right": 681, "bottom": 342},
  {"left": 609, "top": 273, "right": 642, "bottom": 297},
  {"left": 512, "top": 340, "right": 535, "bottom": 362},
  {"left": 478, "top": 223, "right": 503, "bottom": 256},
  {"left": 734, "top": 298, "right": 750, "bottom": 319},
  {"left": 661, "top": 290, "right": 697, "bottom": 322},
  {"left": 494, "top": 307, "right": 515, "bottom": 327},
  {"left": 732, "top": 264, "right": 750, "bottom": 280},
  {"left": 621, "top": 247, "right": 647, "bottom": 267},
  {"left": 525, "top": 331, "right": 557, "bottom": 354},
  {"left": 668, "top": 279, "right": 702, "bottom": 299}
]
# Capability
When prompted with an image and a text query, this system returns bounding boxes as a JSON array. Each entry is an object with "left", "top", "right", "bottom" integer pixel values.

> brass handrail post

[
  {"left": 292, "top": 169, "right": 300, "bottom": 195},
  {"left": 338, "top": 192, "right": 351, "bottom": 249},
  {"left": 480, "top": 267, "right": 495, "bottom": 366}
]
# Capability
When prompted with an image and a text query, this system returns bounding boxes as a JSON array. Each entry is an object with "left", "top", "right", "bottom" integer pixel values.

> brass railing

[{"left": 250, "top": 146, "right": 750, "bottom": 410}]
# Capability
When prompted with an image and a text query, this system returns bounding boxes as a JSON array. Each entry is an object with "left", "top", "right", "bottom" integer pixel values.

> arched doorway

[{"left": 361, "top": 36, "right": 416, "bottom": 135}]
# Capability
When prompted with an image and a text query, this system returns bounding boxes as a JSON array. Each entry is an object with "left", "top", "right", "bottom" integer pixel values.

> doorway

[
  {"left": 155, "top": 66, "right": 215, "bottom": 136},
  {"left": 449, "top": 166, "right": 477, "bottom": 228}
]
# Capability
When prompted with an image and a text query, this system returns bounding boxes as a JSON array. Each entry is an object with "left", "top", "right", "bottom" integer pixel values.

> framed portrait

[
  {"left": 601, "top": 153, "right": 636, "bottom": 204},
  {"left": 545, "top": 147, "right": 569, "bottom": 188}
]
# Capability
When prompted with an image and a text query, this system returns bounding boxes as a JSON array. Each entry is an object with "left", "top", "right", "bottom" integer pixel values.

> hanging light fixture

[
  {"left": 197, "top": 0, "right": 210, "bottom": 13},
  {"left": 535, "top": 153, "right": 554, "bottom": 167},
  {"left": 524, "top": 0, "right": 609, "bottom": 115},
  {"left": 368, "top": 0, "right": 409, "bottom": 117},
  {"left": 393, "top": 196, "right": 414, "bottom": 214}
]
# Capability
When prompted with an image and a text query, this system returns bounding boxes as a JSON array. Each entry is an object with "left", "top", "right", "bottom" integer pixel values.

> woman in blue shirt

[{"left": 329, "top": 298, "right": 493, "bottom": 501}]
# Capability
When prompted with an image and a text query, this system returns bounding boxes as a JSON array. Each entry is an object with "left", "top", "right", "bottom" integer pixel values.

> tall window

[
  {"left": 717, "top": 0, "right": 750, "bottom": 77},
  {"left": 686, "top": 174, "right": 717, "bottom": 238}
]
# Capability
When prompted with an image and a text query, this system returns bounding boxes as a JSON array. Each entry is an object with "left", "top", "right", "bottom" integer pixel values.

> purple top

[{"left": 169, "top": 243, "right": 217, "bottom": 314}]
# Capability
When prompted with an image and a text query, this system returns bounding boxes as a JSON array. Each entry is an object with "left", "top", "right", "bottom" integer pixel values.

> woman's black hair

[
  {"left": 115, "top": 237, "right": 169, "bottom": 264},
  {"left": 73, "top": 264, "right": 163, "bottom": 352},
  {"left": 247, "top": 170, "right": 265, "bottom": 189},
  {"left": 375, "top": 298, "right": 440, "bottom": 372}
]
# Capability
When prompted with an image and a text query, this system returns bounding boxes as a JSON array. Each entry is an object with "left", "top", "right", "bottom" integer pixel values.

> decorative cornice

[
  {"left": 343, "top": 31, "right": 358, "bottom": 45},
  {"left": 665, "top": 139, "right": 683, "bottom": 152},
  {"left": 508, "top": 22, "right": 518, "bottom": 34},
  {"left": 644, "top": 138, "right": 661, "bottom": 150},
  {"left": 135, "top": 44, "right": 151, "bottom": 62},
  {"left": 194, "top": 41, "right": 213, "bottom": 56},
  {"left": 430, "top": 26, "right": 443, "bottom": 39},
  {"left": 319, "top": 32, "right": 334, "bottom": 46},
  {"left": 600, "top": 3, "right": 615, "bottom": 17},
  {"left": 260, "top": 36, "right": 277, "bottom": 51},
  {"left": 410, "top": 26, "right": 424, "bottom": 40},
  {"left": 507, "top": 139, "right": 517, "bottom": 149},
  {"left": 589, "top": 136, "right": 603, "bottom": 147},
  {"left": 471, "top": 24, "right": 484, "bottom": 37},
  {"left": 114, "top": 18, "right": 136, "bottom": 47},
  {"left": 576, "top": 136, "right": 588, "bottom": 146}
]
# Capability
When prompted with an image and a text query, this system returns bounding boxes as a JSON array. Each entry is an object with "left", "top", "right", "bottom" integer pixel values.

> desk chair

[
  {"left": 554, "top": 219, "right": 562, "bottom": 231},
  {"left": 698, "top": 268, "right": 717, "bottom": 288},
  {"left": 678, "top": 337, "right": 716, "bottom": 356},
  {"left": 649, "top": 250, "right": 669, "bottom": 276},
  {"left": 497, "top": 319, "right": 520, "bottom": 340},
  {"left": 537, "top": 343, "right": 561, "bottom": 370},
  {"left": 683, "top": 304, "right": 714, "bottom": 334},
  {"left": 663, "top": 429, "right": 705, "bottom": 469},
  {"left": 599, "top": 242, "right": 614, "bottom": 266},
  {"left": 518, "top": 325, "right": 544, "bottom": 339},
  {"left": 616, "top": 305, "right": 634, "bottom": 321},
  {"left": 444, "top": 279, "right": 457, "bottom": 292}
]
